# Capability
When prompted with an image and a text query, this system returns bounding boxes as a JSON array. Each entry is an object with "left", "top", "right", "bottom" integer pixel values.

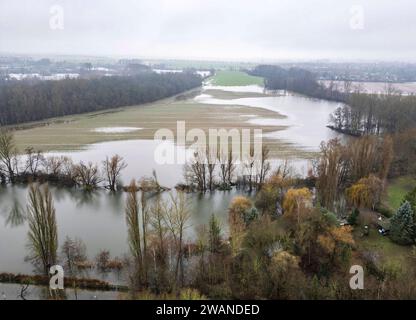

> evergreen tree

[
  {"left": 347, "top": 208, "right": 360, "bottom": 226},
  {"left": 390, "top": 201, "right": 415, "bottom": 245}
]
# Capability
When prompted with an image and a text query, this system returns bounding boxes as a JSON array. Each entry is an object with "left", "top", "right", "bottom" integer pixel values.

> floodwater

[
  {"left": 47, "top": 139, "right": 189, "bottom": 188},
  {"left": 0, "top": 83, "right": 345, "bottom": 297},
  {"left": 0, "top": 184, "right": 239, "bottom": 276},
  {"left": 0, "top": 283, "right": 119, "bottom": 300},
  {"left": 197, "top": 85, "right": 343, "bottom": 152},
  {"left": 92, "top": 127, "right": 143, "bottom": 133}
]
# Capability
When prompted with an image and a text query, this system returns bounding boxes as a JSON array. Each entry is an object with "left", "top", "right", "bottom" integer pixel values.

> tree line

[
  {"left": 249, "top": 65, "right": 347, "bottom": 101},
  {"left": 0, "top": 130, "right": 134, "bottom": 191},
  {"left": 329, "top": 92, "right": 416, "bottom": 136},
  {"left": 182, "top": 146, "right": 271, "bottom": 193},
  {"left": 0, "top": 130, "right": 271, "bottom": 193},
  {"left": 250, "top": 64, "right": 416, "bottom": 136},
  {"left": 251, "top": 64, "right": 416, "bottom": 178},
  {"left": 0, "top": 73, "right": 202, "bottom": 126}
]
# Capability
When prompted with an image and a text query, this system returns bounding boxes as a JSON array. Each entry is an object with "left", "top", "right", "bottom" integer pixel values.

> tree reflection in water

[{"left": 5, "top": 198, "right": 25, "bottom": 227}]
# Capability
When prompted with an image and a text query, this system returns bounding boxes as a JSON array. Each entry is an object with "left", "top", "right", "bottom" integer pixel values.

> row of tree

[
  {"left": 0, "top": 73, "right": 202, "bottom": 126},
  {"left": 249, "top": 65, "right": 347, "bottom": 101},
  {"left": 0, "top": 130, "right": 128, "bottom": 191},
  {"left": 1, "top": 130, "right": 273, "bottom": 194},
  {"left": 251, "top": 64, "right": 416, "bottom": 136},
  {"left": 329, "top": 92, "right": 416, "bottom": 136},
  {"left": 315, "top": 136, "right": 393, "bottom": 213},
  {"left": 183, "top": 146, "right": 271, "bottom": 192}
]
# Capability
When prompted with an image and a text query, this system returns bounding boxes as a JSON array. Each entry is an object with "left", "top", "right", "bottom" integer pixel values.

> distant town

[{"left": 2, "top": 55, "right": 416, "bottom": 83}]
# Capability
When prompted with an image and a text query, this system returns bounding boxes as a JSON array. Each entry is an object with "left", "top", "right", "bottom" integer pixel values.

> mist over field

[{"left": 1, "top": 0, "right": 416, "bottom": 61}]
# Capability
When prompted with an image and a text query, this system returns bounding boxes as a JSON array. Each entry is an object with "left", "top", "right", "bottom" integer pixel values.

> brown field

[{"left": 12, "top": 89, "right": 311, "bottom": 158}]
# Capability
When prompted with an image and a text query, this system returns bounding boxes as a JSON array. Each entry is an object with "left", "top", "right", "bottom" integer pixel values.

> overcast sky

[{"left": 0, "top": 0, "right": 415, "bottom": 61}]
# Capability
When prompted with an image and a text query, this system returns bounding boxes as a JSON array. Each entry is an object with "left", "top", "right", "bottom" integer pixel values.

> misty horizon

[{"left": 1, "top": 0, "right": 415, "bottom": 62}]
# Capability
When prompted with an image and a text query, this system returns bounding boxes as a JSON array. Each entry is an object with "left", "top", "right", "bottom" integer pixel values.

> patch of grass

[
  {"left": 149, "top": 59, "right": 257, "bottom": 70},
  {"left": 386, "top": 176, "right": 416, "bottom": 211},
  {"left": 354, "top": 227, "right": 413, "bottom": 272},
  {"left": 210, "top": 71, "right": 264, "bottom": 86},
  {"left": 204, "top": 89, "right": 269, "bottom": 99}
]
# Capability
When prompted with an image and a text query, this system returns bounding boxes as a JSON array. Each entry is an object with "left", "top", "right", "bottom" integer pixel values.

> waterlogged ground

[
  {"left": 196, "top": 85, "right": 343, "bottom": 154},
  {"left": 12, "top": 82, "right": 342, "bottom": 160}
]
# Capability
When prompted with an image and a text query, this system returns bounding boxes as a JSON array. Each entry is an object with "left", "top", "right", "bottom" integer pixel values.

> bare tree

[
  {"left": 218, "top": 151, "right": 228, "bottom": 187},
  {"left": 61, "top": 237, "right": 87, "bottom": 300},
  {"left": 206, "top": 146, "right": 216, "bottom": 191},
  {"left": 150, "top": 193, "right": 169, "bottom": 292},
  {"left": 73, "top": 161, "right": 102, "bottom": 190},
  {"left": 226, "top": 149, "right": 236, "bottom": 185},
  {"left": 343, "top": 80, "right": 352, "bottom": 94},
  {"left": 24, "top": 147, "right": 44, "bottom": 175},
  {"left": 43, "top": 156, "right": 65, "bottom": 176},
  {"left": 95, "top": 249, "right": 111, "bottom": 271},
  {"left": 60, "top": 157, "right": 76, "bottom": 179},
  {"left": 218, "top": 148, "right": 236, "bottom": 188},
  {"left": 164, "top": 192, "right": 191, "bottom": 289},
  {"left": 102, "top": 154, "right": 127, "bottom": 191},
  {"left": 125, "top": 180, "right": 144, "bottom": 289},
  {"left": 138, "top": 178, "right": 150, "bottom": 285},
  {"left": 0, "top": 130, "right": 18, "bottom": 182},
  {"left": 315, "top": 139, "right": 349, "bottom": 211},
  {"left": 243, "top": 146, "right": 256, "bottom": 192},
  {"left": 184, "top": 150, "right": 207, "bottom": 191},
  {"left": 257, "top": 146, "right": 271, "bottom": 188},
  {"left": 26, "top": 184, "right": 58, "bottom": 276}
]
